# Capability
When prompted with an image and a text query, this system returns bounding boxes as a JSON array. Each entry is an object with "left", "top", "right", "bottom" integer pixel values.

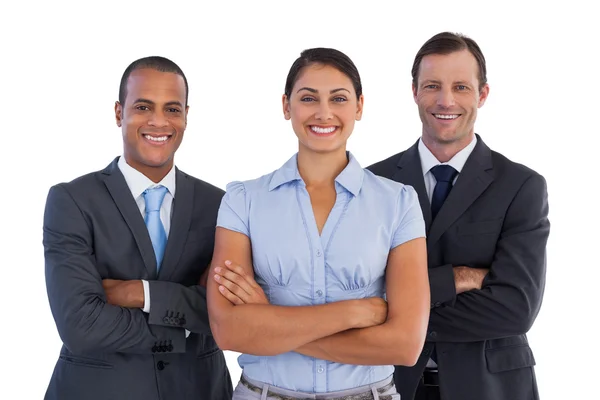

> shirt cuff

[
  {"left": 185, "top": 330, "right": 191, "bottom": 338},
  {"left": 141, "top": 280, "right": 151, "bottom": 313}
]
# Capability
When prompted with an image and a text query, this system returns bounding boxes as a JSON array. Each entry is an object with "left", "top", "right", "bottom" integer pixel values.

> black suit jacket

[
  {"left": 368, "top": 136, "right": 549, "bottom": 400},
  {"left": 43, "top": 157, "right": 233, "bottom": 400}
]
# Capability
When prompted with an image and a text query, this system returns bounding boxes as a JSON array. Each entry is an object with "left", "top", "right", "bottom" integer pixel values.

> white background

[{"left": 1, "top": 1, "right": 597, "bottom": 398}]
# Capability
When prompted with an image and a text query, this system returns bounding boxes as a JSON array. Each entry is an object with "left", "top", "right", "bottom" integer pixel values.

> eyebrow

[
  {"left": 132, "top": 98, "right": 184, "bottom": 107},
  {"left": 421, "top": 80, "right": 441, "bottom": 85},
  {"left": 296, "top": 87, "right": 351, "bottom": 94},
  {"left": 421, "top": 80, "right": 471, "bottom": 86}
]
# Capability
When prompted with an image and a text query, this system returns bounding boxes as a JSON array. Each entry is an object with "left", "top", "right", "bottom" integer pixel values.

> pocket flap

[{"left": 486, "top": 345, "right": 536, "bottom": 373}]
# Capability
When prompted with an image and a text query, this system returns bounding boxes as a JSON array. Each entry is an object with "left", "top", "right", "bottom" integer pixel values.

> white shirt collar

[
  {"left": 117, "top": 156, "right": 177, "bottom": 200},
  {"left": 418, "top": 135, "right": 478, "bottom": 176}
]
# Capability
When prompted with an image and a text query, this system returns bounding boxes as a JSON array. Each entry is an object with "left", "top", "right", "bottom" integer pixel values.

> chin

[{"left": 432, "top": 130, "right": 463, "bottom": 144}]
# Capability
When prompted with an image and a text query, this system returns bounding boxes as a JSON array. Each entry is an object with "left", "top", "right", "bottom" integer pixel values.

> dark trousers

[{"left": 414, "top": 370, "right": 440, "bottom": 400}]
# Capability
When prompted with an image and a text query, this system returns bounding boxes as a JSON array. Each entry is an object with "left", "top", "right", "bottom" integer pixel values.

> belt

[
  {"left": 422, "top": 369, "right": 440, "bottom": 387},
  {"left": 240, "top": 375, "right": 395, "bottom": 400}
]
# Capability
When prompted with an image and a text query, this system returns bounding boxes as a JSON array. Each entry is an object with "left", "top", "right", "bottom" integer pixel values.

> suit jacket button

[
  {"left": 423, "top": 348, "right": 431, "bottom": 356},
  {"left": 429, "top": 331, "right": 437, "bottom": 339},
  {"left": 167, "top": 344, "right": 174, "bottom": 352},
  {"left": 152, "top": 345, "right": 158, "bottom": 353},
  {"left": 180, "top": 318, "right": 186, "bottom": 326},
  {"left": 174, "top": 317, "right": 180, "bottom": 325},
  {"left": 169, "top": 317, "right": 175, "bottom": 324},
  {"left": 157, "top": 361, "right": 165, "bottom": 370},
  {"left": 163, "top": 317, "right": 170, "bottom": 324}
]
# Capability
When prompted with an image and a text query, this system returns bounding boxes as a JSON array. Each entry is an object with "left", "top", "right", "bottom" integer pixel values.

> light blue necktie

[{"left": 143, "top": 186, "right": 168, "bottom": 271}]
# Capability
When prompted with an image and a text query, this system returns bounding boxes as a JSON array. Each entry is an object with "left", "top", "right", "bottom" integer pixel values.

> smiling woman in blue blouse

[{"left": 207, "top": 48, "right": 429, "bottom": 399}]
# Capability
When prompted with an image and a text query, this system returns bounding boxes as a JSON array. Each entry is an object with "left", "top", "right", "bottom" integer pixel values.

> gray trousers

[{"left": 232, "top": 374, "right": 400, "bottom": 400}]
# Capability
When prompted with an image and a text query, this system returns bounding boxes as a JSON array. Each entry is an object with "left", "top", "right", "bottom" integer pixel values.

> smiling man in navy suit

[{"left": 43, "top": 56, "right": 232, "bottom": 400}]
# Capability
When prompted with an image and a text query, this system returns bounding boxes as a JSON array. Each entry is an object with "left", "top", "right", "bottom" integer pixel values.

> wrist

[
  {"left": 345, "top": 300, "right": 364, "bottom": 329},
  {"left": 129, "top": 280, "right": 145, "bottom": 308},
  {"left": 453, "top": 266, "right": 471, "bottom": 294}
]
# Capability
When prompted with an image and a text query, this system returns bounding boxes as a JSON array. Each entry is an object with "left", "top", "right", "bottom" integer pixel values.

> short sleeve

[
  {"left": 216, "top": 181, "right": 250, "bottom": 237},
  {"left": 391, "top": 185, "right": 426, "bottom": 249}
]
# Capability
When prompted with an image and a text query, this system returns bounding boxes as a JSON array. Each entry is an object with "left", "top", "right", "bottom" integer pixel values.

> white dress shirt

[
  {"left": 117, "top": 155, "right": 176, "bottom": 313},
  {"left": 418, "top": 135, "right": 477, "bottom": 369},
  {"left": 418, "top": 135, "right": 477, "bottom": 201}
]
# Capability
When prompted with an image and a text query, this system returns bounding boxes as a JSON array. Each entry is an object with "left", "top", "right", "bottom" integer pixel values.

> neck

[
  {"left": 124, "top": 155, "right": 172, "bottom": 183},
  {"left": 297, "top": 147, "right": 348, "bottom": 187},
  {"left": 422, "top": 132, "right": 474, "bottom": 163}
]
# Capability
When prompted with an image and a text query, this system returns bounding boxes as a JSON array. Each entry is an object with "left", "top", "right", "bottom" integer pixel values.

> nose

[
  {"left": 436, "top": 88, "right": 456, "bottom": 108},
  {"left": 315, "top": 101, "right": 333, "bottom": 121},
  {"left": 148, "top": 109, "right": 169, "bottom": 128}
]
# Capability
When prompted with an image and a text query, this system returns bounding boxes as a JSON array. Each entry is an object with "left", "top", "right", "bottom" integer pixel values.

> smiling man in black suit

[
  {"left": 368, "top": 32, "right": 550, "bottom": 400},
  {"left": 43, "top": 56, "right": 232, "bottom": 400}
]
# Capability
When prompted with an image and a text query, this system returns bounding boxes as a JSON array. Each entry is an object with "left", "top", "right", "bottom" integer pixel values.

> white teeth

[
  {"left": 434, "top": 114, "right": 459, "bottom": 120},
  {"left": 144, "top": 135, "right": 169, "bottom": 142},
  {"left": 310, "top": 126, "right": 336, "bottom": 134}
]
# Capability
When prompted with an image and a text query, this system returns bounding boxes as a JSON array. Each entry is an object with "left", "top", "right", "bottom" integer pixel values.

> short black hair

[
  {"left": 284, "top": 48, "right": 362, "bottom": 100},
  {"left": 118, "top": 56, "right": 189, "bottom": 106}
]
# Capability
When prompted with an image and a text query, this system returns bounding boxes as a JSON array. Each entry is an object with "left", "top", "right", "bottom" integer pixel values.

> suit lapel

[
  {"left": 391, "top": 141, "right": 433, "bottom": 231},
  {"left": 102, "top": 158, "right": 157, "bottom": 278},
  {"left": 158, "top": 168, "right": 194, "bottom": 280},
  {"left": 426, "top": 137, "right": 494, "bottom": 247}
]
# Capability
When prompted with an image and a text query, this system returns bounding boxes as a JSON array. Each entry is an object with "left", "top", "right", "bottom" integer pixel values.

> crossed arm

[
  {"left": 425, "top": 174, "right": 550, "bottom": 342},
  {"left": 44, "top": 185, "right": 188, "bottom": 354},
  {"left": 207, "top": 227, "right": 430, "bottom": 365},
  {"left": 44, "top": 184, "right": 217, "bottom": 355}
]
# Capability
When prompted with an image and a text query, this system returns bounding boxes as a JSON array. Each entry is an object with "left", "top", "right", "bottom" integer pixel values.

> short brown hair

[{"left": 412, "top": 32, "right": 487, "bottom": 90}]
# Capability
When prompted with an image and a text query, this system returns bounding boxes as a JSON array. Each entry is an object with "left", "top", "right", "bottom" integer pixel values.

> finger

[
  {"left": 214, "top": 273, "right": 250, "bottom": 302},
  {"left": 215, "top": 267, "right": 254, "bottom": 297},
  {"left": 225, "top": 262, "right": 262, "bottom": 290},
  {"left": 233, "top": 265, "right": 262, "bottom": 289},
  {"left": 217, "top": 285, "right": 244, "bottom": 305}
]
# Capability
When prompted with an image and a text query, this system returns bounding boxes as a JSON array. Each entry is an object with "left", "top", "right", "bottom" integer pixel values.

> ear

[
  {"left": 355, "top": 94, "right": 364, "bottom": 121},
  {"left": 115, "top": 101, "right": 123, "bottom": 127},
  {"left": 184, "top": 105, "right": 190, "bottom": 127},
  {"left": 282, "top": 94, "right": 291, "bottom": 120},
  {"left": 478, "top": 84, "right": 490, "bottom": 108},
  {"left": 412, "top": 82, "right": 418, "bottom": 104}
]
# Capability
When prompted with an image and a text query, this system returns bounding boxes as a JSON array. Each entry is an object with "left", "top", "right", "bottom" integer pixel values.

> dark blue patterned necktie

[{"left": 430, "top": 165, "right": 458, "bottom": 220}]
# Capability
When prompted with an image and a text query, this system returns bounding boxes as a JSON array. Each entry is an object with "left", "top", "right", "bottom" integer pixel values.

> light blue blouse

[{"left": 217, "top": 152, "right": 426, "bottom": 393}]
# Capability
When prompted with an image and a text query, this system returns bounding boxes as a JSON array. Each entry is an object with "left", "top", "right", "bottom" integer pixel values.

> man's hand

[
  {"left": 453, "top": 266, "right": 489, "bottom": 294},
  {"left": 102, "top": 279, "right": 145, "bottom": 308},
  {"left": 213, "top": 261, "right": 269, "bottom": 305}
]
